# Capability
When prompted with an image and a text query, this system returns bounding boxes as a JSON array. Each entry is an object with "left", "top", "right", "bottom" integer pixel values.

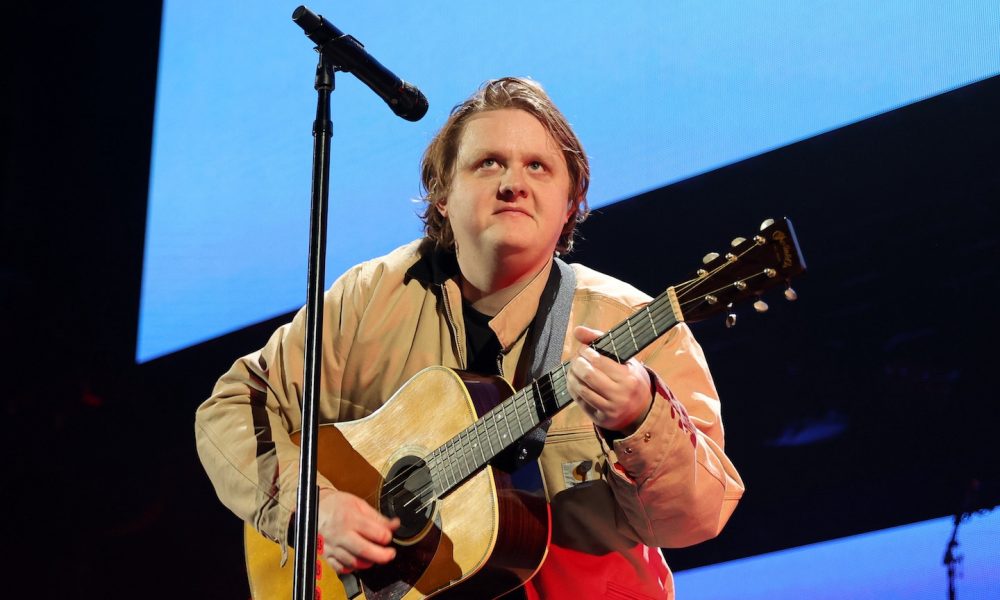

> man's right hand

[{"left": 317, "top": 488, "right": 400, "bottom": 574}]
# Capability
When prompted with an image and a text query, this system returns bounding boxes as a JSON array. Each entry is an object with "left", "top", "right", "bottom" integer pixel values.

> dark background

[{"left": 3, "top": 2, "right": 998, "bottom": 598}]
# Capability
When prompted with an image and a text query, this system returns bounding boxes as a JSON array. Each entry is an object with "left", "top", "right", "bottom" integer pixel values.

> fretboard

[{"left": 425, "top": 286, "right": 682, "bottom": 497}]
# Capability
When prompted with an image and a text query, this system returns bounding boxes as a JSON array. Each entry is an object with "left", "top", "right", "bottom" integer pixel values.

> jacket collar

[
  {"left": 405, "top": 240, "right": 554, "bottom": 351},
  {"left": 404, "top": 239, "right": 460, "bottom": 286}
]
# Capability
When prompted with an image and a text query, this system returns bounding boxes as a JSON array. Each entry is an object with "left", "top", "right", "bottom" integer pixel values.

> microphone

[{"left": 292, "top": 6, "right": 429, "bottom": 122}]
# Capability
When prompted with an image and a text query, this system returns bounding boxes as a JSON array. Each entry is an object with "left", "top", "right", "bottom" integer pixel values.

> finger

[
  {"left": 355, "top": 512, "right": 397, "bottom": 546},
  {"left": 594, "top": 355, "right": 638, "bottom": 385},
  {"left": 575, "top": 400, "right": 600, "bottom": 424},
  {"left": 347, "top": 497, "right": 401, "bottom": 532},
  {"left": 568, "top": 365, "right": 615, "bottom": 420},
  {"left": 344, "top": 533, "right": 397, "bottom": 566},
  {"left": 323, "top": 554, "right": 349, "bottom": 575},
  {"left": 325, "top": 546, "right": 376, "bottom": 574},
  {"left": 573, "top": 325, "right": 604, "bottom": 345},
  {"left": 573, "top": 340, "right": 634, "bottom": 388},
  {"left": 354, "top": 558, "right": 374, "bottom": 571},
  {"left": 569, "top": 356, "right": 617, "bottom": 410},
  {"left": 573, "top": 382, "right": 612, "bottom": 419}
]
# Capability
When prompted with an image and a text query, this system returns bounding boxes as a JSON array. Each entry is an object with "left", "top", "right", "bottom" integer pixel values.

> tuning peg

[
  {"left": 725, "top": 304, "right": 737, "bottom": 328},
  {"left": 753, "top": 299, "right": 769, "bottom": 313},
  {"left": 702, "top": 252, "right": 719, "bottom": 265},
  {"left": 784, "top": 284, "right": 798, "bottom": 301},
  {"left": 730, "top": 237, "right": 746, "bottom": 247},
  {"left": 759, "top": 218, "right": 775, "bottom": 231}
]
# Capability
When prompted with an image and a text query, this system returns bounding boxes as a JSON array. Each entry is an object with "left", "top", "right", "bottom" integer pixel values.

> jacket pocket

[{"left": 540, "top": 427, "right": 603, "bottom": 495}]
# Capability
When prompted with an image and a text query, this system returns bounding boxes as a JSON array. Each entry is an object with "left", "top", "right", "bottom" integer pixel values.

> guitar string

[
  {"left": 673, "top": 239, "right": 766, "bottom": 299},
  {"left": 367, "top": 256, "right": 772, "bottom": 516}
]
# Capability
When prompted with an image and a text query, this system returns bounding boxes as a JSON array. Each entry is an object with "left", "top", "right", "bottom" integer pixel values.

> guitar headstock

[{"left": 673, "top": 217, "right": 806, "bottom": 324}]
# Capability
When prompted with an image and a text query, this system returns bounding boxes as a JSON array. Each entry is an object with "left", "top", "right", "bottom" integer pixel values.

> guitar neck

[{"left": 426, "top": 287, "right": 683, "bottom": 497}]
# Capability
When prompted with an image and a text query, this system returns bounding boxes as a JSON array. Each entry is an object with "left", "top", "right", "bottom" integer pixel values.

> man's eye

[
  {"left": 481, "top": 158, "right": 498, "bottom": 168},
  {"left": 528, "top": 161, "right": 544, "bottom": 171}
]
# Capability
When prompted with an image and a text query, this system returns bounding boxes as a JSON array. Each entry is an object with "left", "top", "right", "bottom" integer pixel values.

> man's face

[{"left": 439, "top": 108, "right": 573, "bottom": 270}]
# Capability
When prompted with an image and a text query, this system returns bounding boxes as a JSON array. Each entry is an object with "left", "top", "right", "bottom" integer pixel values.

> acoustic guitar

[{"left": 244, "top": 217, "right": 806, "bottom": 599}]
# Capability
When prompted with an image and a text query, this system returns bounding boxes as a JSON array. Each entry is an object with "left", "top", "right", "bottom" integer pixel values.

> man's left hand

[{"left": 567, "top": 325, "right": 653, "bottom": 436}]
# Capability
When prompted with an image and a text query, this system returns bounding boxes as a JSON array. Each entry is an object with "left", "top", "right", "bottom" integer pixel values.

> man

[{"left": 196, "top": 77, "right": 743, "bottom": 599}]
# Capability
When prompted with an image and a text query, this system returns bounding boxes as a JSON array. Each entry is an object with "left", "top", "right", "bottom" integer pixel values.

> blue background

[{"left": 138, "top": 0, "right": 1000, "bottom": 362}]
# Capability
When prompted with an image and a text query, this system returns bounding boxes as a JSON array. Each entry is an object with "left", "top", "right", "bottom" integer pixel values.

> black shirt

[{"left": 462, "top": 299, "right": 503, "bottom": 377}]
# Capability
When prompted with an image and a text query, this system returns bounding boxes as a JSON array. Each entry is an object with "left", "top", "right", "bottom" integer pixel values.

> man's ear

[{"left": 436, "top": 199, "right": 448, "bottom": 218}]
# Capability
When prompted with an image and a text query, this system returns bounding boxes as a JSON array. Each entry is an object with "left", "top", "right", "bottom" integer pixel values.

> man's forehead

[{"left": 456, "top": 109, "right": 562, "bottom": 156}]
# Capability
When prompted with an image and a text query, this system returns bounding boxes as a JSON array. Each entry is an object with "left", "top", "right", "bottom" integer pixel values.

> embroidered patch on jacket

[{"left": 562, "top": 459, "right": 599, "bottom": 488}]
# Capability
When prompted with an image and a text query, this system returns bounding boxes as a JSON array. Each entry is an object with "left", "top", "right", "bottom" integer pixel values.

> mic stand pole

[
  {"left": 943, "top": 513, "right": 961, "bottom": 600},
  {"left": 292, "top": 47, "right": 334, "bottom": 600}
]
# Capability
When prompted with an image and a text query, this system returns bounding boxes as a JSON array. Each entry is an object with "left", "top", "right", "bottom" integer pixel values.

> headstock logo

[{"left": 771, "top": 230, "right": 794, "bottom": 268}]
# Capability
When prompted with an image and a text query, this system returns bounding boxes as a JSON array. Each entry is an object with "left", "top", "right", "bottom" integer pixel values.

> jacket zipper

[{"left": 438, "top": 283, "right": 466, "bottom": 368}]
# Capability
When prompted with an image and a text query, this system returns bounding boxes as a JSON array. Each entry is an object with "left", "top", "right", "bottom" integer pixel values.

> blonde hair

[{"left": 420, "top": 77, "right": 590, "bottom": 254}]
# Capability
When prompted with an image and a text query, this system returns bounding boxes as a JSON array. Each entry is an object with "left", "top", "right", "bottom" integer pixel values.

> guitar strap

[{"left": 507, "top": 256, "right": 576, "bottom": 474}]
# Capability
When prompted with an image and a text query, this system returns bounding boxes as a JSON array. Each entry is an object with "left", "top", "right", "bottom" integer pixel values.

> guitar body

[{"left": 245, "top": 366, "right": 551, "bottom": 600}]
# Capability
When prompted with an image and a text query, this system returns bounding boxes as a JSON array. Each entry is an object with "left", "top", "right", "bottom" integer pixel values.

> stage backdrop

[{"left": 138, "top": 0, "right": 1000, "bottom": 362}]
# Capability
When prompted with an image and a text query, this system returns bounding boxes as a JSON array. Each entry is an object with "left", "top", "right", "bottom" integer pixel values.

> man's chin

[{"left": 476, "top": 228, "right": 559, "bottom": 258}]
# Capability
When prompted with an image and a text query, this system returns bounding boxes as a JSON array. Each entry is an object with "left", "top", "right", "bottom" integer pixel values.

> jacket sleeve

[
  {"left": 598, "top": 322, "right": 745, "bottom": 548},
  {"left": 194, "top": 262, "right": 372, "bottom": 548}
]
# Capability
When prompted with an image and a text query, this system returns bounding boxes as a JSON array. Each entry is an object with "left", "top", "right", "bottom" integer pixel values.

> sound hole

[{"left": 381, "top": 455, "right": 435, "bottom": 541}]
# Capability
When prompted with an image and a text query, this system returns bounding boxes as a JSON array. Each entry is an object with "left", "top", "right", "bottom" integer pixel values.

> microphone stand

[
  {"left": 289, "top": 7, "right": 424, "bottom": 597},
  {"left": 291, "top": 46, "right": 335, "bottom": 600},
  {"left": 943, "top": 512, "right": 962, "bottom": 600},
  {"left": 942, "top": 479, "right": 989, "bottom": 600}
]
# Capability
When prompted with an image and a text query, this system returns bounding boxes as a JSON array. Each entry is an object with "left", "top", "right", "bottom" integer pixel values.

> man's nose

[{"left": 498, "top": 167, "right": 528, "bottom": 200}]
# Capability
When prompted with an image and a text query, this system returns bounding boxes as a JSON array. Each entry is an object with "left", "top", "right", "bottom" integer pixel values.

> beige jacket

[{"left": 195, "top": 240, "right": 744, "bottom": 598}]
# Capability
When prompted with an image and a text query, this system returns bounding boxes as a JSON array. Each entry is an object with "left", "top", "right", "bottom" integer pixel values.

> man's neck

[{"left": 458, "top": 253, "right": 553, "bottom": 317}]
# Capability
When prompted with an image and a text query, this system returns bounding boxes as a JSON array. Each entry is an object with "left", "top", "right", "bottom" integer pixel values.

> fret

[
  {"left": 494, "top": 413, "right": 507, "bottom": 453},
  {"left": 526, "top": 386, "right": 542, "bottom": 427},
  {"left": 556, "top": 363, "right": 571, "bottom": 409},
  {"left": 545, "top": 378, "right": 557, "bottom": 407},
  {"left": 556, "top": 372, "right": 572, "bottom": 407},
  {"left": 431, "top": 464, "right": 444, "bottom": 497},
  {"left": 451, "top": 437, "right": 463, "bottom": 480},
  {"left": 482, "top": 414, "right": 496, "bottom": 458},
  {"left": 472, "top": 419, "right": 487, "bottom": 465},
  {"left": 511, "top": 391, "right": 528, "bottom": 436},
  {"left": 646, "top": 305, "right": 658, "bottom": 337},
  {"left": 501, "top": 402, "right": 520, "bottom": 443},
  {"left": 608, "top": 333, "right": 620, "bottom": 362},
  {"left": 530, "top": 379, "right": 543, "bottom": 422},
  {"left": 444, "top": 438, "right": 458, "bottom": 488},
  {"left": 626, "top": 318, "right": 638, "bottom": 355},
  {"left": 496, "top": 409, "right": 512, "bottom": 445},
  {"left": 426, "top": 455, "right": 439, "bottom": 496},
  {"left": 439, "top": 442, "right": 454, "bottom": 489},
  {"left": 456, "top": 428, "right": 473, "bottom": 479}
]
